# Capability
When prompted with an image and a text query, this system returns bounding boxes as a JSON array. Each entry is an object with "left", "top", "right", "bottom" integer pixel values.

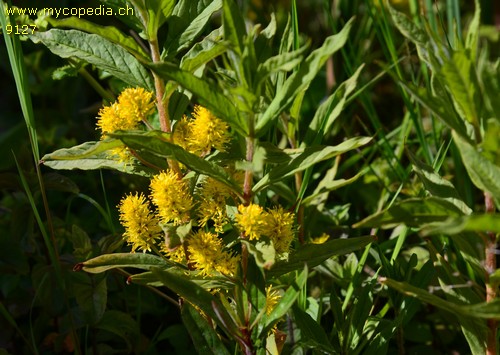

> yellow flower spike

[
  {"left": 149, "top": 170, "right": 193, "bottom": 225},
  {"left": 187, "top": 230, "right": 239, "bottom": 277},
  {"left": 196, "top": 177, "right": 233, "bottom": 233},
  {"left": 118, "top": 192, "right": 161, "bottom": 253},
  {"left": 265, "top": 285, "right": 281, "bottom": 316},
  {"left": 235, "top": 204, "right": 269, "bottom": 240},
  {"left": 160, "top": 243, "right": 186, "bottom": 264},
  {"left": 117, "top": 87, "right": 155, "bottom": 124},
  {"left": 97, "top": 102, "right": 136, "bottom": 135},
  {"left": 188, "top": 105, "right": 231, "bottom": 154},
  {"left": 172, "top": 116, "right": 192, "bottom": 151},
  {"left": 266, "top": 207, "right": 295, "bottom": 254}
]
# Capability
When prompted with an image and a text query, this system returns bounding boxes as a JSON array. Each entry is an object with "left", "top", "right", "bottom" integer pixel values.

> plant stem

[
  {"left": 150, "top": 37, "right": 169, "bottom": 133},
  {"left": 149, "top": 35, "right": 181, "bottom": 175},
  {"left": 241, "top": 135, "right": 255, "bottom": 285},
  {"left": 485, "top": 191, "right": 497, "bottom": 355}
]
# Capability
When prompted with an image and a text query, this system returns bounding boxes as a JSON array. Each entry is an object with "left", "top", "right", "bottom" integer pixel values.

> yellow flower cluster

[
  {"left": 172, "top": 105, "right": 231, "bottom": 156},
  {"left": 96, "top": 87, "right": 155, "bottom": 161},
  {"left": 97, "top": 87, "right": 155, "bottom": 136},
  {"left": 196, "top": 177, "right": 235, "bottom": 233},
  {"left": 235, "top": 204, "right": 296, "bottom": 254},
  {"left": 149, "top": 169, "right": 193, "bottom": 225},
  {"left": 188, "top": 230, "right": 239, "bottom": 277},
  {"left": 118, "top": 193, "right": 161, "bottom": 253}
]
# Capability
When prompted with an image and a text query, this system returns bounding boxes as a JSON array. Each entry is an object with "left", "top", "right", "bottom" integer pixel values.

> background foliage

[{"left": 1, "top": 0, "right": 500, "bottom": 354}]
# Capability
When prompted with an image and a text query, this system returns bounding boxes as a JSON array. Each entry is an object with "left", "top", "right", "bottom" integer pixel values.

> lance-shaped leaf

[
  {"left": 41, "top": 140, "right": 158, "bottom": 177},
  {"left": 260, "top": 266, "right": 308, "bottom": 336},
  {"left": 76, "top": 253, "right": 173, "bottom": 274},
  {"left": 110, "top": 130, "right": 243, "bottom": 195},
  {"left": 303, "top": 64, "right": 364, "bottom": 146},
  {"left": 148, "top": 62, "right": 247, "bottom": 135},
  {"left": 391, "top": 75, "right": 469, "bottom": 141},
  {"left": 453, "top": 131, "right": 500, "bottom": 201},
  {"left": 253, "top": 137, "right": 371, "bottom": 192},
  {"left": 164, "top": 0, "right": 222, "bottom": 56},
  {"left": 181, "top": 303, "right": 231, "bottom": 355},
  {"left": 31, "top": 29, "right": 154, "bottom": 90},
  {"left": 46, "top": 17, "right": 148, "bottom": 58},
  {"left": 255, "top": 43, "right": 309, "bottom": 85},
  {"left": 150, "top": 267, "right": 244, "bottom": 341},
  {"left": 380, "top": 277, "right": 500, "bottom": 319},
  {"left": 409, "top": 151, "right": 472, "bottom": 215},
  {"left": 422, "top": 214, "right": 500, "bottom": 236},
  {"left": 129, "top": 270, "right": 234, "bottom": 289},
  {"left": 267, "top": 236, "right": 375, "bottom": 278},
  {"left": 353, "top": 197, "right": 465, "bottom": 229},
  {"left": 256, "top": 18, "right": 354, "bottom": 134},
  {"left": 441, "top": 51, "right": 480, "bottom": 127}
]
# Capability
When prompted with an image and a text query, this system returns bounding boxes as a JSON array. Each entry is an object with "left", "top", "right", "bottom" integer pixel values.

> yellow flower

[
  {"left": 189, "top": 105, "right": 231, "bottom": 154},
  {"left": 172, "top": 116, "right": 192, "bottom": 151},
  {"left": 196, "top": 177, "right": 233, "bottom": 233},
  {"left": 188, "top": 230, "right": 239, "bottom": 277},
  {"left": 265, "top": 285, "right": 281, "bottom": 316},
  {"left": 235, "top": 204, "right": 269, "bottom": 240},
  {"left": 266, "top": 207, "right": 295, "bottom": 254},
  {"left": 117, "top": 87, "right": 155, "bottom": 123},
  {"left": 149, "top": 170, "right": 193, "bottom": 225},
  {"left": 118, "top": 193, "right": 161, "bottom": 253},
  {"left": 97, "top": 102, "right": 137, "bottom": 135},
  {"left": 160, "top": 243, "right": 186, "bottom": 264}
]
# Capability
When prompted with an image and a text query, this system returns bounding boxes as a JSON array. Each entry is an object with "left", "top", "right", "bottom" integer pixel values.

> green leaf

[
  {"left": 301, "top": 172, "right": 363, "bottom": 207},
  {"left": 381, "top": 277, "right": 500, "bottom": 319},
  {"left": 241, "top": 240, "right": 276, "bottom": 270},
  {"left": 150, "top": 267, "right": 243, "bottom": 340},
  {"left": 441, "top": 51, "right": 480, "bottom": 126},
  {"left": 181, "top": 35, "right": 227, "bottom": 73},
  {"left": 422, "top": 214, "right": 500, "bottom": 236},
  {"left": 465, "top": 0, "right": 481, "bottom": 61},
  {"left": 110, "top": 130, "right": 243, "bottom": 195},
  {"left": 77, "top": 253, "right": 173, "bottom": 274},
  {"left": 292, "top": 305, "right": 334, "bottom": 353},
  {"left": 148, "top": 62, "right": 247, "bottom": 135},
  {"left": 393, "top": 77, "right": 469, "bottom": 141},
  {"left": 41, "top": 140, "right": 158, "bottom": 177},
  {"left": 267, "top": 236, "right": 375, "bottom": 278},
  {"left": 388, "top": 4, "right": 428, "bottom": 45},
  {"left": 261, "top": 267, "right": 308, "bottom": 336},
  {"left": 253, "top": 137, "right": 371, "bottom": 192},
  {"left": 353, "top": 197, "right": 465, "bottom": 229},
  {"left": 481, "top": 119, "right": 500, "bottom": 166},
  {"left": 256, "top": 18, "right": 353, "bottom": 134},
  {"left": 181, "top": 303, "right": 231, "bottom": 355},
  {"left": 453, "top": 131, "right": 500, "bottom": 201},
  {"left": 222, "top": 0, "right": 246, "bottom": 55},
  {"left": 164, "top": 0, "right": 222, "bottom": 56},
  {"left": 129, "top": 270, "right": 233, "bottom": 289},
  {"left": 145, "top": 0, "right": 175, "bottom": 38},
  {"left": 409, "top": 151, "right": 472, "bottom": 215},
  {"left": 304, "top": 64, "right": 364, "bottom": 146},
  {"left": 46, "top": 17, "right": 148, "bottom": 58},
  {"left": 31, "top": 29, "right": 154, "bottom": 90},
  {"left": 255, "top": 43, "right": 309, "bottom": 85}
]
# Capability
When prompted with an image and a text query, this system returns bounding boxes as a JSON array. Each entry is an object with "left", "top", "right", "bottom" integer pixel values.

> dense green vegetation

[{"left": 1, "top": 0, "right": 499, "bottom": 353}]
